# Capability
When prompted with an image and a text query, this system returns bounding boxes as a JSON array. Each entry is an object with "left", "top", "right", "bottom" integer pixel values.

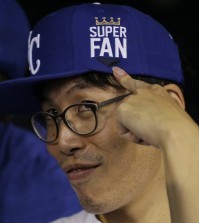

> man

[
  {"left": 0, "top": 3, "right": 199, "bottom": 223},
  {"left": 0, "top": 1, "right": 81, "bottom": 222}
]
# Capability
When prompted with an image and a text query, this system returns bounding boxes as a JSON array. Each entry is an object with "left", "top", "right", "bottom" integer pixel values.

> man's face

[{"left": 42, "top": 77, "right": 162, "bottom": 214}]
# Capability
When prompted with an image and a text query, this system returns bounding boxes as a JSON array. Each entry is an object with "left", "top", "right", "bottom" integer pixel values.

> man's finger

[{"left": 112, "top": 66, "right": 151, "bottom": 92}]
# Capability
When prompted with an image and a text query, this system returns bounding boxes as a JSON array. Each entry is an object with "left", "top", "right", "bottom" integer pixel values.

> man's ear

[{"left": 164, "top": 84, "right": 185, "bottom": 110}]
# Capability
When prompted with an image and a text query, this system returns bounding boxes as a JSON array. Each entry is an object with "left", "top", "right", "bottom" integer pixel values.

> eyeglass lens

[{"left": 32, "top": 103, "right": 97, "bottom": 142}]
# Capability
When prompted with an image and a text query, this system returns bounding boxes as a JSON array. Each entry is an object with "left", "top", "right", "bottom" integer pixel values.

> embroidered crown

[{"left": 95, "top": 17, "right": 121, "bottom": 25}]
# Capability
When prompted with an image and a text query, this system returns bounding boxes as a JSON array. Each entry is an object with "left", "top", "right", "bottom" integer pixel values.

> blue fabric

[
  {"left": 0, "top": 123, "right": 82, "bottom": 223},
  {"left": 0, "top": 0, "right": 29, "bottom": 78}
]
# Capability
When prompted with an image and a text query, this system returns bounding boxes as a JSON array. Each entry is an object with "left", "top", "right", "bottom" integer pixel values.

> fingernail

[{"left": 112, "top": 66, "right": 125, "bottom": 76}]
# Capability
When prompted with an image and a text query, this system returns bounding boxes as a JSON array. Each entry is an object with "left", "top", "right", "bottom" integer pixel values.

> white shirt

[{"left": 50, "top": 210, "right": 101, "bottom": 223}]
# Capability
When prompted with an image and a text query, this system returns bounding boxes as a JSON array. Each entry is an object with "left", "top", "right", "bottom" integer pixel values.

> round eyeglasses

[{"left": 31, "top": 93, "right": 132, "bottom": 143}]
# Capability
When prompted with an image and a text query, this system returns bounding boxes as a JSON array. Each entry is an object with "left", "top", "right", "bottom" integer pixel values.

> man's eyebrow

[
  {"left": 67, "top": 80, "right": 90, "bottom": 96},
  {"left": 40, "top": 79, "right": 90, "bottom": 102}
]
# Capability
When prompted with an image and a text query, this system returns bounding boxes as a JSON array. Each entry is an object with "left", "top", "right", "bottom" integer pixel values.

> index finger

[{"left": 112, "top": 66, "right": 151, "bottom": 93}]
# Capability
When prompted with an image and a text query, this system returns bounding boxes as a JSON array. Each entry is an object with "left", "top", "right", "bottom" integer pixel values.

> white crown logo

[{"left": 95, "top": 17, "right": 121, "bottom": 26}]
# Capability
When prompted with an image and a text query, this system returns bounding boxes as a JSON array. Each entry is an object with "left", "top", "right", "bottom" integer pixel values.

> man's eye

[
  {"left": 78, "top": 104, "right": 92, "bottom": 112},
  {"left": 77, "top": 100, "right": 96, "bottom": 112},
  {"left": 46, "top": 108, "right": 59, "bottom": 115}
]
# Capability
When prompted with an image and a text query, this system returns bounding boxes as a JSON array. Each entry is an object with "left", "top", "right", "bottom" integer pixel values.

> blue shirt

[{"left": 0, "top": 122, "right": 82, "bottom": 223}]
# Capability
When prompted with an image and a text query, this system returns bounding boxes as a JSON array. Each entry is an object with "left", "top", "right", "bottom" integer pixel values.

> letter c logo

[{"left": 28, "top": 31, "right": 41, "bottom": 75}]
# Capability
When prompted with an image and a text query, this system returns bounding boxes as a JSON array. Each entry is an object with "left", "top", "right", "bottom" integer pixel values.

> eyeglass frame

[{"left": 31, "top": 92, "right": 132, "bottom": 143}]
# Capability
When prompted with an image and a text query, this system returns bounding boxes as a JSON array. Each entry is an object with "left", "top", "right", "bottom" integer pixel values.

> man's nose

[{"left": 57, "top": 122, "right": 84, "bottom": 156}]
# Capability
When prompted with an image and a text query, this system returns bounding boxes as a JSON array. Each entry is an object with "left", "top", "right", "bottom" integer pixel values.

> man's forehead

[{"left": 41, "top": 76, "right": 90, "bottom": 101}]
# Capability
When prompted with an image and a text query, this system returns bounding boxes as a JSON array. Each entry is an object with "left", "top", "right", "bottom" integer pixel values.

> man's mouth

[{"left": 63, "top": 164, "right": 100, "bottom": 181}]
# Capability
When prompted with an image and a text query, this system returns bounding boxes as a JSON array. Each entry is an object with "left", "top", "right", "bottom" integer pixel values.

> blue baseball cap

[
  {"left": 0, "top": 0, "right": 29, "bottom": 78},
  {"left": 0, "top": 2, "right": 183, "bottom": 114}
]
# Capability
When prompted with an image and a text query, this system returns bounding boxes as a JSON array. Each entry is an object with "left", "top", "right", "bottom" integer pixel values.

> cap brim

[{"left": 0, "top": 69, "right": 90, "bottom": 114}]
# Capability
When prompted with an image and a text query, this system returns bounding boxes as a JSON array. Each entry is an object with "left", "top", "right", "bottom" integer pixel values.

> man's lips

[{"left": 62, "top": 163, "right": 101, "bottom": 181}]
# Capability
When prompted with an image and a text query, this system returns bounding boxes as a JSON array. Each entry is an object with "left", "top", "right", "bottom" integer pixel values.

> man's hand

[
  {"left": 112, "top": 66, "right": 199, "bottom": 223},
  {"left": 112, "top": 66, "right": 189, "bottom": 149}
]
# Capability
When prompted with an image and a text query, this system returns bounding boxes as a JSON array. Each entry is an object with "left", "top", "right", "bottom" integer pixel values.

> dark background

[{"left": 17, "top": 0, "right": 199, "bottom": 123}]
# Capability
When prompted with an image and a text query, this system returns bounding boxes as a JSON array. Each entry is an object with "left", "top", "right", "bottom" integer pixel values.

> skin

[
  {"left": 113, "top": 66, "right": 199, "bottom": 223},
  {"left": 41, "top": 66, "right": 199, "bottom": 223}
]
